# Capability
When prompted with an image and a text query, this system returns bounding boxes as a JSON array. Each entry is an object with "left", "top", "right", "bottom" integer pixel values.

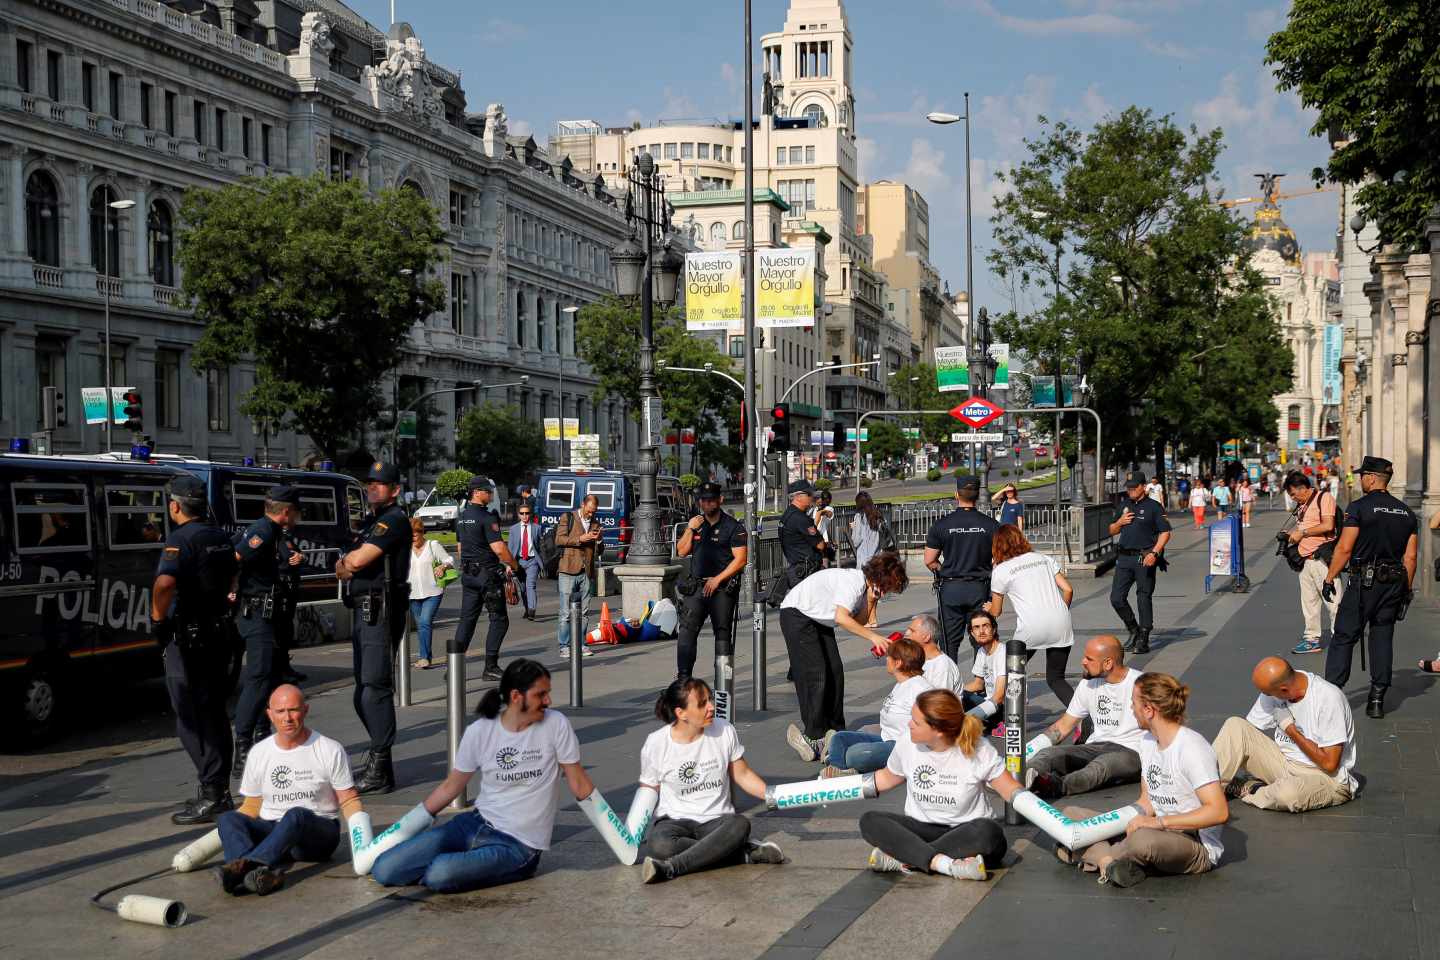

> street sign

[
  {"left": 950, "top": 397, "right": 1003, "bottom": 428},
  {"left": 951, "top": 432, "right": 1005, "bottom": 443},
  {"left": 397, "top": 410, "right": 418, "bottom": 441}
]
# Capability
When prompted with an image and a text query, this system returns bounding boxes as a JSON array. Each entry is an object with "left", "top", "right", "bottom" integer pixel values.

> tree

[
  {"left": 178, "top": 174, "right": 446, "bottom": 460},
  {"left": 987, "top": 108, "right": 1293, "bottom": 476},
  {"left": 1267, "top": 1, "right": 1440, "bottom": 249},
  {"left": 890, "top": 363, "right": 958, "bottom": 448},
  {"left": 455, "top": 403, "right": 547, "bottom": 488},
  {"left": 433, "top": 468, "right": 473, "bottom": 502},
  {"left": 864, "top": 419, "right": 909, "bottom": 464}
]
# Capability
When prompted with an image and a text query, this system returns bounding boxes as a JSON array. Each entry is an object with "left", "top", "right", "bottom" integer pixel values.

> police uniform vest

[
  {"left": 156, "top": 519, "right": 237, "bottom": 623},
  {"left": 926, "top": 507, "right": 1000, "bottom": 579},
  {"left": 1343, "top": 491, "right": 1417, "bottom": 578},
  {"left": 234, "top": 515, "right": 283, "bottom": 596},
  {"left": 778, "top": 504, "right": 823, "bottom": 566},
  {"left": 350, "top": 503, "right": 411, "bottom": 591},
  {"left": 691, "top": 511, "right": 748, "bottom": 580},
  {"left": 1114, "top": 496, "right": 1171, "bottom": 553}
]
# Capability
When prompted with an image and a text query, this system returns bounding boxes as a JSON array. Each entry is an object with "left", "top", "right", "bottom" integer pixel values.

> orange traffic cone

[{"left": 594, "top": 602, "right": 618, "bottom": 645}]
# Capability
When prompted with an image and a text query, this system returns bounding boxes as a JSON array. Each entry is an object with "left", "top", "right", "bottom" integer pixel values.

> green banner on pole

[{"left": 398, "top": 410, "right": 418, "bottom": 441}]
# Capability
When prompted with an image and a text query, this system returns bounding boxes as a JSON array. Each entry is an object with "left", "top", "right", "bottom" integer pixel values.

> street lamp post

[
  {"left": 559, "top": 305, "right": 580, "bottom": 467},
  {"left": 103, "top": 197, "right": 136, "bottom": 452}
]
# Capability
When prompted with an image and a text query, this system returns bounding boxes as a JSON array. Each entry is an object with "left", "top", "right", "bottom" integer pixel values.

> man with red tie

[{"left": 509, "top": 508, "right": 543, "bottom": 621}]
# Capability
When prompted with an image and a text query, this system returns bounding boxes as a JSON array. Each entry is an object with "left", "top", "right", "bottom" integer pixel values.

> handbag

[{"left": 504, "top": 574, "right": 520, "bottom": 606}]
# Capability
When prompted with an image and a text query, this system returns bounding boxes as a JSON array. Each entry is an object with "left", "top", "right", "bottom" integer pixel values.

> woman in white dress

[{"left": 987, "top": 524, "right": 1075, "bottom": 706}]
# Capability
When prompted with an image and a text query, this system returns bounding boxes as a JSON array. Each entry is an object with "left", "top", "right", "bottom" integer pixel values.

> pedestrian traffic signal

[{"left": 120, "top": 389, "right": 143, "bottom": 431}]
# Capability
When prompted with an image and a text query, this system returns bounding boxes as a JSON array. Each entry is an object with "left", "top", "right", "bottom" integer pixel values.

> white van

[{"left": 415, "top": 489, "right": 460, "bottom": 531}]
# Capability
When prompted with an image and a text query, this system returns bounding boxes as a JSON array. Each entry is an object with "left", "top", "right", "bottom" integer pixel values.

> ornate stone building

[{"left": 0, "top": 0, "right": 635, "bottom": 477}]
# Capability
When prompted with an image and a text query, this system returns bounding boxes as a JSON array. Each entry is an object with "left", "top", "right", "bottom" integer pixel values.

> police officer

[
  {"left": 453, "top": 475, "right": 518, "bottom": 682},
  {"left": 924, "top": 474, "right": 1001, "bottom": 661},
  {"left": 768, "top": 480, "right": 827, "bottom": 608},
  {"left": 1322, "top": 456, "right": 1419, "bottom": 718},
  {"left": 674, "top": 482, "right": 749, "bottom": 681},
  {"left": 334, "top": 462, "right": 411, "bottom": 794},
  {"left": 274, "top": 517, "right": 307, "bottom": 685},
  {"left": 1108, "top": 471, "right": 1172, "bottom": 655},
  {"left": 230, "top": 484, "right": 302, "bottom": 777},
  {"left": 151, "top": 474, "right": 239, "bottom": 825}
]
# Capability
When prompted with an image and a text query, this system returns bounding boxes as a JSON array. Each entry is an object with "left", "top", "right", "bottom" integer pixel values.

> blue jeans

[
  {"left": 216, "top": 807, "right": 341, "bottom": 867},
  {"left": 827, "top": 730, "right": 895, "bottom": 773},
  {"left": 409, "top": 595, "right": 443, "bottom": 661},
  {"left": 371, "top": 810, "right": 541, "bottom": 894},
  {"left": 556, "top": 572, "right": 592, "bottom": 649}
]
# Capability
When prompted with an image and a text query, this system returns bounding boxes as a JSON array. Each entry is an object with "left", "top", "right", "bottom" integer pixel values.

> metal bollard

[
  {"left": 447, "top": 648, "right": 468, "bottom": 809},
  {"left": 569, "top": 597, "right": 583, "bottom": 707},
  {"left": 1003, "top": 639, "right": 1028, "bottom": 826},
  {"left": 396, "top": 620, "right": 413, "bottom": 707},
  {"left": 751, "top": 599, "right": 767, "bottom": 711}
]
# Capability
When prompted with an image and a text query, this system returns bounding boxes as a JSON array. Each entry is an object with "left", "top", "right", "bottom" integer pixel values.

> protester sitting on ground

[
  {"left": 960, "top": 609, "right": 1006, "bottom": 733},
  {"left": 821, "top": 638, "right": 934, "bottom": 778},
  {"left": 860, "top": 689, "right": 1022, "bottom": 881},
  {"left": 904, "top": 613, "right": 963, "bottom": 694},
  {"left": 637, "top": 677, "right": 783, "bottom": 884},
  {"left": 1212, "top": 656, "right": 1356, "bottom": 811},
  {"left": 780, "top": 553, "right": 910, "bottom": 762},
  {"left": 1026, "top": 636, "right": 1144, "bottom": 801},
  {"left": 988, "top": 524, "right": 1076, "bottom": 707},
  {"left": 371, "top": 660, "right": 595, "bottom": 893},
  {"left": 1058, "top": 673, "right": 1228, "bottom": 888},
  {"left": 215, "top": 685, "right": 359, "bottom": 896}
]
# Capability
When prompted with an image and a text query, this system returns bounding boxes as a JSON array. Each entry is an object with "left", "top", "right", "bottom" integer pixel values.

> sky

[{"left": 349, "top": 0, "right": 1334, "bottom": 315}]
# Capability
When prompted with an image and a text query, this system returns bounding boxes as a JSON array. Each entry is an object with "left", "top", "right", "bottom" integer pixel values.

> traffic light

[
  {"left": 120, "top": 389, "right": 143, "bottom": 431},
  {"left": 41, "top": 385, "right": 65, "bottom": 430},
  {"left": 770, "top": 403, "right": 790, "bottom": 454}
]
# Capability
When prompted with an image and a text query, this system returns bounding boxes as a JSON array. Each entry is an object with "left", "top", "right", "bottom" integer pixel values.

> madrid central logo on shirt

[
  {"left": 1145, "top": 764, "right": 1166, "bottom": 792},
  {"left": 913, "top": 764, "right": 938, "bottom": 789},
  {"left": 1096, "top": 695, "right": 1117, "bottom": 720},
  {"left": 495, "top": 746, "right": 520, "bottom": 770},
  {"left": 270, "top": 765, "right": 292, "bottom": 790},
  {"left": 677, "top": 761, "right": 700, "bottom": 785}
]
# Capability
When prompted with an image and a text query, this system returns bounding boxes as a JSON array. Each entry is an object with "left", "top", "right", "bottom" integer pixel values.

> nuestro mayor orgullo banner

[
  {"left": 756, "top": 248, "right": 815, "bottom": 327},
  {"left": 684, "top": 252, "right": 743, "bottom": 331}
]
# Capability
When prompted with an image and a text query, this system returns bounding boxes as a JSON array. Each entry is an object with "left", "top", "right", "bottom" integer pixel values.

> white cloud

[
  {"left": 1143, "top": 39, "right": 1201, "bottom": 59},
  {"left": 479, "top": 18, "right": 527, "bottom": 45},
  {"left": 659, "top": 88, "right": 700, "bottom": 120},
  {"left": 1245, "top": 6, "right": 1287, "bottom": 40},
  {"left": 508, "top": 119, "right": 533, "bottom": 140},
  {"left": 1076, "top": 84, "right": 1115, "bottom": 125},
  {"left": 964, "top": 0, "right": 1145, "bottom": 36}
]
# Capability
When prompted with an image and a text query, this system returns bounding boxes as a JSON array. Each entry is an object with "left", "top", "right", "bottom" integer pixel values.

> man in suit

[{"left": 509, "top": 504, "right": 543, "bottom": 621}]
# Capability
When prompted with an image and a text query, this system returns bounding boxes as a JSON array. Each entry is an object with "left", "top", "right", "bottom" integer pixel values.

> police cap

[
  {"left": 366, "top": 461, "right": 401, "bottom": 484},
  {"left": 467, "top": 474, "right": 496, "bottom": 492},
  {"left": 169, "top": 474, "right": 207, "bottom": 500},
  {"left": 1358, "top": 456, "right": 1393, "bottom": 476},
  {"left": 266, "top": 484, "right": 302, "bottom": 506},
  {"left": 696, "top": 481, "right": 723, "bottom": 500},
  {"left": 1125, "top": 471, "right": 1147, "bottom": 488},
  {"left": 955, "top": 474, "right": 981, "bottom": 492},
  {"left": 788, "top": 479, "right": 816, "bottom": 497}
]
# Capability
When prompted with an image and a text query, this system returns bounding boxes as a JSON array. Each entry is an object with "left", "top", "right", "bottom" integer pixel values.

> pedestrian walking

[
  {"left": 407, "top": 518, "right": 453, "bottom": 669},
  {"left": 1283, "top": 472, "right": 1340, "bottom": 656},
  {"left": 509, "top": 507, "right": 543, "bottom": 620},
  {"left": 454, "top": 475, "right": 517, "bottom": 683},
  {"left": 924, "top": 474, "right": 1001, "bottom": 661},
  {"left": 1108, "top": 472, "right": 1172, "bottom": 655},
  {"left": 1239, "top": 476, "right": 1255, "bottom": 527},
  {"left": 674, "top": 482, "right": 747, "bottom": 681},
  {"left": 555, "top": 494, "right": 602, "bottom": 660},
  {"left": 1212, "top": 478, "right": 1231, "bottom": 520},
  {"left": 1188, "top": 481, "right": 1208, "bottom": 529}
]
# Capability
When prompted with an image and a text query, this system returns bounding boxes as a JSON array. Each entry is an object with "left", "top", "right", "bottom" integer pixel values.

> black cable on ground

[{"left": 88, "top": 866, "right": 173, "bottom": 914}]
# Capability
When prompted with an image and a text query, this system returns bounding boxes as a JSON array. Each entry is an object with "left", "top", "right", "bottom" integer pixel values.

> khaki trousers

[
  {"left": 1298, "top": 557, "right": 1342, "bottom": 641},
  {"left": 1063, "top": 805, "right": 1212, "bottom": 876},
  {"left": 1213, "top": 716, "right": 1352, "bottom": 812}
]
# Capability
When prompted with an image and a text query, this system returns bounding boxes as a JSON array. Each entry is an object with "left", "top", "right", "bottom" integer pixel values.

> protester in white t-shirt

[
  {"left": 1062, "top": 673, "right": 1228, "bottom": 888},
  {"left": 904, "top": 613, "right": 963, "bottom": 694},
  {"left": 960, "top": 609, "right": 1007, "bottom": 733},
  {"left": 780, "top": 555, "right": 910, "bottom": 762},
  {"left": 636, "top": 678, "right": 783, "bottom": 883},
  {"left": 1213, "top": 657, "right": 1356, "bottom": 812},
  {"left": 861, "top": 689, "right": 1023, "bottom": 880},
  {"left": 989, "top": 524, "right": 1075, "bottom": 707},
  {"left": 821, "top": 637, "right": 934, "bottom": 778},
  {"left": 371, "top": 660, "right": 596, "bottom": 893},
  {"left": 1026, "top": 636, "right": 1144, "bottom": 801},
  {"left": 216, "top": 685, "right": 360, "bottom": 896}
]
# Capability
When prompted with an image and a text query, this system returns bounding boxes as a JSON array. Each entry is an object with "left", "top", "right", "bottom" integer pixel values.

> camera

[{"left": 1274, "top": 530, "right": 1290, "bottom": 557}]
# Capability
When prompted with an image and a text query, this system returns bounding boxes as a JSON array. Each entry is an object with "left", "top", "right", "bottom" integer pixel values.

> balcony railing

[
  {"left": 153, "top": 284, "right": 184, "bottom": 307},
  {"left": 33, "top": 265, "right": 64, "bottom": 288},
  {"left": 96, "top": 275, "right": 123, "bottom": 298}
]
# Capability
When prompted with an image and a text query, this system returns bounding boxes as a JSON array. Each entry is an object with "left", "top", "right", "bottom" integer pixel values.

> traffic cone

[{"left": 596, "top": 602, "right": 618, "bottom": 645}]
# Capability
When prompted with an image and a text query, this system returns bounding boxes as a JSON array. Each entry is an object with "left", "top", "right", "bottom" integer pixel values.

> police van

[
  {"left": 0, "top": 453, "right": 362, "bottom": 742},
  {"left": 535, "top": 469, "right": 690, "bottom": 566}
]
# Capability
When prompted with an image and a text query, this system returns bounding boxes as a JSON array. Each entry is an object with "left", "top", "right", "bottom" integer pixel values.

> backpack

[
  {"left": 878, "top": 520, "right": 898, "bottom": 553},
  {"left": 538, "top": 513, "right": 571, "bottom": 579}
]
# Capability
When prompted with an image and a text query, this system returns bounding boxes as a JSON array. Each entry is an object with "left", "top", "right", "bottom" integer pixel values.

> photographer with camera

[{"left": 1281, "top": 471, "right": 1341, "bottom": 657}]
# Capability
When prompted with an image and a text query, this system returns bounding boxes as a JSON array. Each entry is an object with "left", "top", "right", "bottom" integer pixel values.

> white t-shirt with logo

[
  {"left": 639, "top": 720, "right": 744, "bottom": 823},
  {"left": 923, "top": 651, "right": 964, "bottom": 695},
  {"left": 1244, "top": 671, "right": 1357, "bottom": 791},
  {"left": 972, "top": 642, "right": 1007, "bottom": 700},
  {"left": 887, "top": 735, "right": 1005, "bottom": 826},
  {"left": 781, "top": 568, "right": 868, "bottom": 625},
  {"left": 1139, "top": 727, "right": 1224, "bottom": 864},
  {"left": 988, "top": 552, "right": 1074, "bottom": 650},
  {"left": 879, "top": 675, "right": 934, "bottom": 742},
  {"left": 1065, "top": 667, "right": 1145, "bottom": 750},
  {"left": 454, "top": 711, "right": 581, "bottom": 851},
  {"left": 241, "top": 731, "right": 354, "bottom": 821}
]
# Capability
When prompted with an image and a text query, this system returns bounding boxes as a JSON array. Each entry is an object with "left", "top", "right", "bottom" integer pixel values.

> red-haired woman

[
  {"left": 860, "top": 689, "right": 1022, "bottom": 880},
  {"left": 988, "top": 523, "right": 1075, "bottom": 706}
]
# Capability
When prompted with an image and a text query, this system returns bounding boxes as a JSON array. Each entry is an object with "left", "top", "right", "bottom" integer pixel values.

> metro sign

[{"left": 950, "top": 396, "right": 1003, "bottom": 429}]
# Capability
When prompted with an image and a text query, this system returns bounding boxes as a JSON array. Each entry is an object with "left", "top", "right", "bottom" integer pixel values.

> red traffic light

[
  {"left": 120, "top": 389, "right": 143, "bottom": 431},
  {"left": 771, "top": 403, "right": 789, "bottom": 421}
]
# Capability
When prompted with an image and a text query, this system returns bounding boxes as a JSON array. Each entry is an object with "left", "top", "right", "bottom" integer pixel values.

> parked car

[{"left": 414, "top": 488, "right": 461, "bottom": 531}]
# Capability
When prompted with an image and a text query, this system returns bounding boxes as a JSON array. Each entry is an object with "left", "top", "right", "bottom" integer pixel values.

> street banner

[
  {"left": 643, "top": 398, "right": 664, "bottom": 449},
  {"left": 684, "top": 252, "right": 743, "bottom": 331},
  {"left": 845, "top": 428, "right": 869, "bottom": 443},
  {"left": 934, "top": 346, "right": 968, "bottom": 392},
  {"left": 756, "top": 249, "right": 815, "bottom": 327},
  {"left": 570, "top": 434, "right": 601, "bottom": 467},
  {"left": 1030, "top": 376, "right": 1079, "bottom": 408},
  {"left": 543, "top": 418, "right": 580, "bottom": 441},
  {"left": 82, "top": 386, "right": 132, "bottom": 425},
  {"left": 808, "top": 430, "right": 835, "bottom": 446},
  {"left": 397, "top": 410, "right": 418, "bottom": 441},
  {"left": 1322, "top": 323, "right": 1343, "bottom": 405},
  {"left": 902, "top": 427, "right": 921, "bottom": 439},
  {"left": 988, "top": 343, "right": 1010, "bottom": 389}
]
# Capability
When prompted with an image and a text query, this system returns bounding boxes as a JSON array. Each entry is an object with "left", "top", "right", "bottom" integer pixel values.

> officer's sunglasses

[{"left": 518, "top": 511, "right": 532, "bottom": 517}]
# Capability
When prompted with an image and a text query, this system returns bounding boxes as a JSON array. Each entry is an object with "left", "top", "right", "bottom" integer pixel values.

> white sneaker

[
  {"left": 945, "top": 854, "right": 987, "bottom": 881},
  {"left": 580, "top": 646, "right": 595, "bottom": 658},
  {"left": 1024, "top": 767, "right": 1038, "bottom": 790},
  {"left": 786, "top": 723, "right": 821, "bottom": 761},
  {"left": 867, "top": 847, "right": 910, "bottom": 874},
  {"left": 745, "top": 840, "right": 785, "bottom": 865}
]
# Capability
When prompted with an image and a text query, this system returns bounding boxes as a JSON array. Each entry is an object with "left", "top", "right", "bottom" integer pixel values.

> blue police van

[
  {"left": 0, "top": 453, "right": 362, "bottom": 742},
  {"left": 535, "top": 469, "right": 690, "bottom": 567}
]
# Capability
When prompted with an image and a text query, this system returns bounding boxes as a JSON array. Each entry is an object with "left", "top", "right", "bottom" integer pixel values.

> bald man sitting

[
  {"left": 1213, "top": 657, "right": 1356, "bottom": 811},
  {"left": 1025, "top": 636, "right": 1145, "bottom": 800},
  {"left": 215, "top": 685, "right": 361, "bottom": 895}
]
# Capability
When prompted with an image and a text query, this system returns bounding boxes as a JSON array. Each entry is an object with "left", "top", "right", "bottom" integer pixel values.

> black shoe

[
  {"left": 1366, "top": 686, "right": 1386, "bottom": 719},
  {"left": 216, "top": 859, "right": 252, "bottom": 895},
  {"left": 1121, "top": 624, "right": 1140, "bottom": 652},
  {"left": 1030, "top": 771, "right": 1063, "bottom": 802},
  {"left": 232, "top": 741, "right": 250, "bottom": 781},
  {"left": 356, "top": 750, "right": 395, "bottom": 795},
  {"left": 353, "top": 750, "right": 372, "bottom": 778},
  {"left": 481, "top": 665, "right": 503, "bottom": 682},
  {"left": 243, "top": 865, "right": 286, "bottom": 896},
  {"left": 1132, "top": 630, "right": 1151, "bottom": 655},
  {"left": 172, "top": 788, "right": 233, "bottom": 825}
]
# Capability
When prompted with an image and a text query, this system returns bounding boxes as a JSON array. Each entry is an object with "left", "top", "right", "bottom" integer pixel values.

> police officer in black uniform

[
  {"left": 453, "top": 475, "right": 518, "bottom": 682},
  {"left": 1322, "top": 456, "right": 1419, "bottom": 718},
  {"left": 151, "top": 474, "right": 239, "bottom": 825},
  {"left": 767, "top": 480, "right": 827, "bottom": 607},
  {"left": 674, "top": 482, "right": 749, "bottom": 681},
  {"left": 230, "top": 484, "right": 302, "bottom": 777},
  {"left": 1108, "top": 471, "right": 1172, "bottom": 655},
  {"left": 924, "top": 474, "right": 1001, "bottom": 661},
  {"left": 274, "top": 516, "right": 306, "bottom": 685},
  {"left": 334, "top": 461, "right": 411, "bottom": 794}
]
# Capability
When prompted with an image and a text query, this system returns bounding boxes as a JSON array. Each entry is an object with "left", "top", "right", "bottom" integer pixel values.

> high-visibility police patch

[
  {"left": 248, "top": 535, "right": 263, "bottom": 549},
  {"left": 375, "top": 522, "right": 389, "bottom": 534},
  {"left": 163, "top": 546, "right": 180, "bottom": 558}
]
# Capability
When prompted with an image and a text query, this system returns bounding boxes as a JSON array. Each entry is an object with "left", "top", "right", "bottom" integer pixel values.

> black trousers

[
  {"left": 779, "top": 608, "right": 846, "bottom": 739},
  {"left": 1324, "top": 580, "right": 1405, "bottom": 690},
  {"left": 1025, "top": 646, "right": 1075, "bottom": 706},
  {"left": 351, "top": 592, "right": 407, "bottom": 752},
  {"left": 233, "top": 610, "right": 281, "bottom": 741},
  {"left": 453, "top": 573, "right": 508, "bottom": 666},
  {"left": 1110, "top": 555, "right": 1157, "bottom": 630},
  {"left": 163, "top": 636, "right": 232, "bottom": 790},
  {"left": 937, "top": 580, "right": 990, "bottom": 662},
  {"left": 859, "top": 810, "right": 1007, "bottom": 872},
  {"left": 639, "top": 815, "right": 751, "bottom": 877},
  {"left": 274, "top": 600, "right": 297, "bottom": 674},
  {"left": 676, "top": 587, "right": 737, "bottom": 679}
]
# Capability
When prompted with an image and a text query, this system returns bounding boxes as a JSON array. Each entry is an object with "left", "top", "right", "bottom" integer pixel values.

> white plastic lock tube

[
  {"left": 351, "top": 804, "right": 434, "bottom": 876},
  {"left": 765, "top": 773, "right": 878, "bottom": 811},
  {"left": 170, "top": 829, "right": 223, "bottom": 873},
  {"left": 1011, "top": 790, "right": 1142, "bottom": 850},
  {"left": 578, "top": 785, "right": 659, "bottom": 866}
]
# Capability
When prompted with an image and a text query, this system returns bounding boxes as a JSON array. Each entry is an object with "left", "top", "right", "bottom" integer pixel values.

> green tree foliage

[
  {"left": 987, "top": 108, "right": 1293, "bottom": 471},
  {"left": 178, "top": 175, "right": 446, "bottom": 459},
  {"left": 433, "top": 468, "right": 473, "bottom": 502},
  {"left": 1266, "top": 1, "right": 1440, "bottom": 249},
  {"left": 455, "top": 403, "right": 547, "bottom": 488},
  {"left": 863, "top": 419, "right": 910, "bottom": 464},
  {"left": 889, "top": 363, "right": 959, "bottom": 447}
]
